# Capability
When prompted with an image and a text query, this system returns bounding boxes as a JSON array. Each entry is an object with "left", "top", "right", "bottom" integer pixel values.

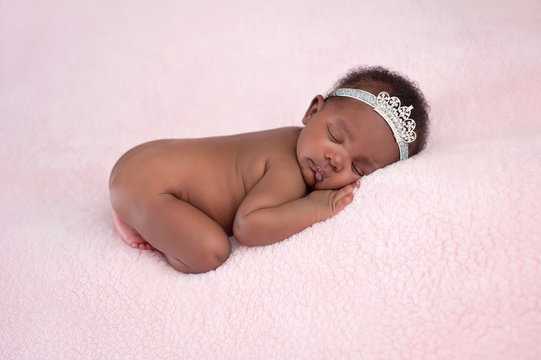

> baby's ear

[{"left": 302, "top": 95, "right": 325, "bottom": 125}]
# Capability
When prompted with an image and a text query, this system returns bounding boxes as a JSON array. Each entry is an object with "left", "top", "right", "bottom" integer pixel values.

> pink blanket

[{"left": 1, "top": 0, "right": 540, "bottom": 358}]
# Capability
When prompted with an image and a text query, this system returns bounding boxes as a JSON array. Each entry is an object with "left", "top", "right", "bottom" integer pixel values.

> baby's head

[
  {"left": 296, "top": 65, "right": 430, "bottom": 190},
  {"left": 327, "top": 66, "right": 430, "bottom": 155}
]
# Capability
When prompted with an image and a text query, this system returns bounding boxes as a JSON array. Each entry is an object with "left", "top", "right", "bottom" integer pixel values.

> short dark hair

[{"left": 326, "top": 66, "right": 430, "bottom": 155}]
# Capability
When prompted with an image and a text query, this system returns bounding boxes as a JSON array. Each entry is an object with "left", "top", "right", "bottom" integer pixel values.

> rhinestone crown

[{"left": 330, "top": 88, "right": 417, "bottom": 160}]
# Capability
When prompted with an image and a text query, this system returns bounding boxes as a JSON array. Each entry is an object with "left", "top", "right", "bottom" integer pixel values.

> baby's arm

[{"left": 233, "top": 163, "right": 358, "bottom": 247}]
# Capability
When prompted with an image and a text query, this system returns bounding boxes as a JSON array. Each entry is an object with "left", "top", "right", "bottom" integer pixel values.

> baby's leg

[
  {"left": 112, "top": 209, "right": 155, "bottom": 250},
  {"left": 135, "top": 193, "right": 231, "bottom": 274}
]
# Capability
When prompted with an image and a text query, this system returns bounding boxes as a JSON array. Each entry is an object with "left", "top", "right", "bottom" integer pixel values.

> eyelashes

[
  {"left": 351, "top": 163, "right": 364, "bottom": 177},
  {"left": 327, "top": 126, "right": 339, "bottom": 143}
]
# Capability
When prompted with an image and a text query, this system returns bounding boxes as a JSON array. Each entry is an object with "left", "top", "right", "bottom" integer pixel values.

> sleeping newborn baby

[{"left": 109, "top": 65, "right": 429, "bottom": 274}]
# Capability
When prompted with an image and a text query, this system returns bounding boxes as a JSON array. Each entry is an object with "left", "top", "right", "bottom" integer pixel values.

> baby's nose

[{"left": 327, "top": 152, "right": 344, "bottom": 172}]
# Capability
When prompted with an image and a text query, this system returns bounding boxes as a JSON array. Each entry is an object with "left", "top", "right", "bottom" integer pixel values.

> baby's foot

[{"left": 112, "top": 210, "right": 155, "bottom": 250}]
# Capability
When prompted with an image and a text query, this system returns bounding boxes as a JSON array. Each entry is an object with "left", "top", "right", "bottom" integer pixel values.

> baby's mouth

[{"left": 310, "top": 160, "right": 325, "bottom": 183}]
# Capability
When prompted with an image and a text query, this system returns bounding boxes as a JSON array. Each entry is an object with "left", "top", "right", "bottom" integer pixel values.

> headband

[{"left": 330, "top": 88, "right": 416, "bottom": 160}]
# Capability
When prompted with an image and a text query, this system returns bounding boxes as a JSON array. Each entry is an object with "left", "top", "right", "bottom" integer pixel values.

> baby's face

[{"left": 297, "top": 95, "right": 400, "bottom": 190}]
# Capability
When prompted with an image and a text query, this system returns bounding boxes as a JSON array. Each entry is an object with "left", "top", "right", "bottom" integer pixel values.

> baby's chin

[{"left": 303, "top": 174, "right": 327, "bottom": 190}]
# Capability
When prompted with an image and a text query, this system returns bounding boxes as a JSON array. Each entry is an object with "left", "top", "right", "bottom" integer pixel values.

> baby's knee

[
  {"left": 196, "top": 236, "right": 231, "bottom": 272},
  {"left": 170, "top": 236, "right": 231, "bottom": 274}
]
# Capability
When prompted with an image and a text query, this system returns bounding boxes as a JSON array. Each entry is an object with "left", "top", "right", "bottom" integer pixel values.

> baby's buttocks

[{"left": 110, "top": 138, "right": 250, "bottom": 234}]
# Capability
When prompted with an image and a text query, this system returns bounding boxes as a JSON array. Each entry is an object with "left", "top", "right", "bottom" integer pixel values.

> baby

[{"left": 109, "top": 66, "right": 429, "bottom": 274}]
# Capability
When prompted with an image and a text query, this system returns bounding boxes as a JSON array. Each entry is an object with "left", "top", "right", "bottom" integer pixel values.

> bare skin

[{"left": 109, "top": 94, "right": 400, "bottom": 273}]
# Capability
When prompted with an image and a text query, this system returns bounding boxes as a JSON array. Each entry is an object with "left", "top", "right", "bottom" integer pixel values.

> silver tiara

[{"left": 330, "top": 88, "right": 417, "bottom": 160}]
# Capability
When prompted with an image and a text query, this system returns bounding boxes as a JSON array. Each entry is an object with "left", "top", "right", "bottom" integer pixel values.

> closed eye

[
  {"left": 352, "top": 163, "right": 364, "bottom": 177},
  {"left": 327, "top": 126, "right": 339, "bottom": 144}
]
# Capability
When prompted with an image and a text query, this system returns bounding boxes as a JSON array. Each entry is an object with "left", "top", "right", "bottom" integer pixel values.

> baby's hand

[{"left": 307, "top": 181, "right": 360, "bottom": 222}]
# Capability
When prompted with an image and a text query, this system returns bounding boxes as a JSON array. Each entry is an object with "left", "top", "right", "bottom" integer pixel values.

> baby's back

[{"left": 109, "top": 127, "right": 302, "bottom": 234}]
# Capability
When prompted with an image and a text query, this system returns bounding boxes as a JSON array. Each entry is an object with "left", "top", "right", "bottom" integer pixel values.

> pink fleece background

[{"left": 1, "top": 0, "right": 540, "bottom": 359}]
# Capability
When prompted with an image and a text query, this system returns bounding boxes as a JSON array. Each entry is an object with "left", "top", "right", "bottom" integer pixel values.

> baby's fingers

[
  {"left": 334, "top": 182, "right": 359, "bottom": 211},
  {"left": 335, "top": 192, "right": 353, "bottom": 210}
]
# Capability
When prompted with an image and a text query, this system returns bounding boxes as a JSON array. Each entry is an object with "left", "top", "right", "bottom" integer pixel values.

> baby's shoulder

[
  {"left": 271, "top": 126, "right": 302, "bottom": 143},
  {"left": 260, "top": 127, "right": 301, "bottom": 165},
  {"left": 264, "top": 129, "right": 306, "bottom": 192},
  {"left": 259, "top": 126, "right": 301, "bottom": 156},
  {"left": 239, "top": 127, "right": 301, "bottom": 167}
]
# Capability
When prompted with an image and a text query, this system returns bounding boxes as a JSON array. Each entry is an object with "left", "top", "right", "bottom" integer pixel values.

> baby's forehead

[{"left": 334, "top": 110, "right": 387, "bottom": 139}]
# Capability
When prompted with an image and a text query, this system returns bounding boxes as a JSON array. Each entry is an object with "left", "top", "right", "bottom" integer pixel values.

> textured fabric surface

[{"left": 1, "top": 0, "right": 540, "bottom": 359}]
